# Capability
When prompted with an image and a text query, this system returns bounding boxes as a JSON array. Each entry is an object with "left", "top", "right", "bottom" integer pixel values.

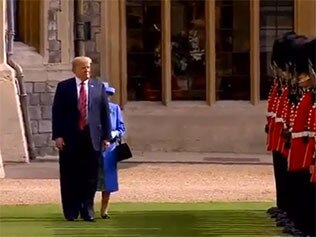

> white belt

[
  {"left": 308, "top": 131, "right": 316, "bottom": 137},
  {"left": 266, "top": 112, "right": 275, "bottom": 117},
  {"left": 291, "top": 131, "right": 310, "bottom": 138},
  {"left": 275, "top": 117, "right": 284, "bottom": 123}
]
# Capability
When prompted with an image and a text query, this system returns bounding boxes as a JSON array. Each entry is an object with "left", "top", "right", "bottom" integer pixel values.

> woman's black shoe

[{"left": 101, "top": 213, "right": 110, "bottom": 219}]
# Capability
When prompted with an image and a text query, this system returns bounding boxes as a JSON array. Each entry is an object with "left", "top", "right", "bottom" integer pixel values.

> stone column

[
  {"left": 0, "top": 0, "right": 6, "bottom": 65},
  {"left": 0, "top": 0, "right": 29, "bottom": 163},
  {"left": 100, "top": 0, "right": 122, "bottom": 105},
  {"left": 295, "top": 0, "right": 316, "bottom": 37},
  {"left": 0, "top": 149, "right": 4, "bottom": 178},
  {"left": 0, "top": 0, "right": 6, "bottom": 178}
]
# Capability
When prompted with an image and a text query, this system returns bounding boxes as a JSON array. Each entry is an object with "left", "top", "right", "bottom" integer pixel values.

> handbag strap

[{"left": 117, "top": 135, "right": 122, "bottom": 145}]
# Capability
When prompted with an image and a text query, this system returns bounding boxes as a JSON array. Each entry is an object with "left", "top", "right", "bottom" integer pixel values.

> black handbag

[{"left": 115, "top": 138, "right": 132, "bottom": 162}]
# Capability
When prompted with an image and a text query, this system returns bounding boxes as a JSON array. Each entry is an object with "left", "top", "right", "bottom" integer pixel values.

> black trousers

[
  {"left": 272, "top": 151, "right": 288, "bottom": 211},
  {"left": 289, "top": 170, "right": 316, "bottom": 236},
  {"left": 287, "top": 170, "right": 313, "bottom": 232},
  {"left": 59, "top": 126, "right": 100, "bottom": 220},
  {"left": 303, "top": 182, "right": 316, "bottom": 236}
]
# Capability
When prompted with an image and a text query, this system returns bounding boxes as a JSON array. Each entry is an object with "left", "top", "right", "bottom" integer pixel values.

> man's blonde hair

[{"left": 72, "top": 56, "right": 92, "bottom": 71}]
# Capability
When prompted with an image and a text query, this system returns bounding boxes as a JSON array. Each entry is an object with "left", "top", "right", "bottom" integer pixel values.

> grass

[{"left": 0, "top": 202, "right": 286, "bottom": 237}]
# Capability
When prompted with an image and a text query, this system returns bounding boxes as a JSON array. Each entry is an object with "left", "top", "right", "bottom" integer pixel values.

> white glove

[{"left": 111, "top": 131, "right": 119, "bottom": 139}]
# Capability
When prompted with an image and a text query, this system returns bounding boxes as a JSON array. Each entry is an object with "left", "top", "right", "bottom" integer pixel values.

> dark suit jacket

[{"left": 52, "top": 77, "right": 112, "bottom": 151}]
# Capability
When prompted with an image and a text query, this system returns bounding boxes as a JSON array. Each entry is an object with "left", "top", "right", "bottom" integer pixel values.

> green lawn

[{"left": 0, "top": 202, "right": 286, "bottom": 237}]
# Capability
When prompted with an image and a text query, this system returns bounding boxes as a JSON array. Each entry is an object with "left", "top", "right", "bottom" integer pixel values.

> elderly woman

[{"left": 97, "top": 85, "right": 126, "bottom": 219}]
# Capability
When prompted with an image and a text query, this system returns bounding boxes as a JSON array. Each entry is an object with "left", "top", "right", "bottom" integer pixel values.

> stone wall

[
  {"left": 24, "top": 80, "right": 58, "bottom": 156},
  {"left": 15, "top": 0, "right": 102, "bottom": 157},
  {"left": 9, "top": 0, "right": 102, "bottom": 158},
  {"left": 83, "top": 0, "right": 101, "bottom": 76},
  {"left": 48, "top": 0, "right": 62, "bottom": 63}
]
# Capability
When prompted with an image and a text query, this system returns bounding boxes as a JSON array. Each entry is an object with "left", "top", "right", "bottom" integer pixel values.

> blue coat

[
  {"left": 101, "top": 102, "right": 126, "bottom": 192},
  {"left": 109, "top": 102, "right": 125, "bottom": 138}
]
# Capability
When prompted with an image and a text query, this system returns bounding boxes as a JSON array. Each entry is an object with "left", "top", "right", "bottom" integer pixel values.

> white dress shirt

[{"left": 75, "top": 77, "right": 89, "bottom": 119}]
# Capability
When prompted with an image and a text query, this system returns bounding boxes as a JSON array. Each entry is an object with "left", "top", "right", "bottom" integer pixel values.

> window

[
  {"left": 124, "top": 0, "right": 265, "bottom": 104},
  {"left": 171, "top": 0, "right": 206, "bottom": 100},
  {"left": 260, "top": 0, "right": 294, "bottom": 99},
  {"left": 215, "top": 0, "right": 250, "bottom": 100},
  {"left": 126, "top": 0, "right": 162, "bottom": 101}
]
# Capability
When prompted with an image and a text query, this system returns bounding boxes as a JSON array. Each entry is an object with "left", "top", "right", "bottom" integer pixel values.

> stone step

[{"left": 11, "top": 42, "right": 44, "bottom": 67}]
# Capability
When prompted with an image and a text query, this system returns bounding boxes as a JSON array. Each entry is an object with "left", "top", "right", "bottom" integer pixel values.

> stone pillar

[
  {"left": 295, "top": 0, "right": 316, "bottom": 37},
  {"left": 100, "top": 0, "right": 122, "bottom": 105},
  {"left": 0, "top": 149, "right": 4, "bottom": 178},
  {"left": 83, "top": 0, "right": 102, "bottom": 76},
  {"left": 0, "top": 0, "right": 6, "bottom": 65},
  {"left": 39, "top": 0, "right": 74, "bottom": 64},
  {"left": 10, "top": 0, "right": 74, "bottom": 157},
  {"left": 0, "top": 0, "right": 6, "bottom": 172},
  {"left": 0, "top": 0, "right": 29, "bottom": 163}
]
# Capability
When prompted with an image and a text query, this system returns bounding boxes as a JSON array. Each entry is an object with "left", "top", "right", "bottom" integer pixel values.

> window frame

[{"left": 119, "top": 0, "right": 294, "bottom": 106}]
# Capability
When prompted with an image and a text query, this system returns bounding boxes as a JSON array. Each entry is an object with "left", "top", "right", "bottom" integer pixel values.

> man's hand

[
  {"left": 55, "top": 137, "right": 65, "bottom": 150},
  {"left": 103, "top": 140, "right": 110, "bottom": 150}
]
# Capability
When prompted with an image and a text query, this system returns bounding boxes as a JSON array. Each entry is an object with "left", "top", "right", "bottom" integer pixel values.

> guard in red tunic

[
  {"left": 266, "top": 38, "right": 287, "bottom": 217},
  {"left": 288, "top": 86, "right": 314, "bottom": 171},
  {"left": 272, "top": 35, "right": 308, "bottom": 230},
  {"left": 286, "top": 37, "right": 315, "bottom": 236},
  {"left": 267, "top": 33, "right": 300, "bottom": 220},
  {"left": 288, "top": 63, "right": 314, "bottom": 171},
  {"left": 276, "top": 65, "right": 299, "bottom": 231},
  {"left": 302, "top": 39, "right": 316, "bottom": 237}
]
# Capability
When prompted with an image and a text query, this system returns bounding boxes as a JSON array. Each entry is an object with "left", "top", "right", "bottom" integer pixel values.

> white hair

[{"left": 72, "top": 56, "right": 92, "bottom": 71}]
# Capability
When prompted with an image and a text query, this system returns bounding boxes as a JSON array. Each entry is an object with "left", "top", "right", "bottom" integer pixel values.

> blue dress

[{"left": 97, "top": 102, "right": 125, "bottom": 193}]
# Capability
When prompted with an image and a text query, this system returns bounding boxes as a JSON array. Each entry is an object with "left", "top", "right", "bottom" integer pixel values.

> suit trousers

[{"left": 59, "top": 125, "right": 100, "bottom": 220}]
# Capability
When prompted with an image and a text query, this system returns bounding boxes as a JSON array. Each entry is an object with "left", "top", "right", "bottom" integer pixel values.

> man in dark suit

[{"left": 52, "top": 56, "right": 111, "bottom": 222}]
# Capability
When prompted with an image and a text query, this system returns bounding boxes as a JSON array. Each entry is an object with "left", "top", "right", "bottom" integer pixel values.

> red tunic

[
  {"left": 266, "top": 82, "right": 279, "bottom": 151},
  {"left": 305, "top": 102, "right": 316, "bottom": 176},
  {"left": 288, "top": 91, "right": 314, "bottom": 171},
  {"left": 280, "top": 96, "right": 293, "bottom": 158},
  {"left": 272, "top": 87, "right": 288, "bottom": 152}
]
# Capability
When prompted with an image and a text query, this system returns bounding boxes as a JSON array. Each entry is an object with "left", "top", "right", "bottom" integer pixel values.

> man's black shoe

[
  {"left": 83, "top": 217, "right": 95, "bottom": 222},
  {"left": 276, "top": 219, "right": 290, "bottom": 227},
  {"left": 267, "top": 207, "right": 279, "bottom": 214}
]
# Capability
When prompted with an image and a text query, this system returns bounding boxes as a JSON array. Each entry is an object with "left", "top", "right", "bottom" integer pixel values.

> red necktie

[{"left": 79, "top": 82, "right": 87, "bottom": 130}]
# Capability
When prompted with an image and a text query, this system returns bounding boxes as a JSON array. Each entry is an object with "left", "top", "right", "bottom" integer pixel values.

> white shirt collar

[{"left": 75, "top": 77, "right": 88, "bottom": 86}]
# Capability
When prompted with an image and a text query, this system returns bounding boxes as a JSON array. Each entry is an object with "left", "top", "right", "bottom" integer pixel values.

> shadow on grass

[{"left": 0, "top": 210, "right": 286, "bottom": 237}]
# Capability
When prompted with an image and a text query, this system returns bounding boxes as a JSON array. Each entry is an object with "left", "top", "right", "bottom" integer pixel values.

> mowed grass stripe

[{"left": 0, "top": 202, "right": 286, "bottom": 237}]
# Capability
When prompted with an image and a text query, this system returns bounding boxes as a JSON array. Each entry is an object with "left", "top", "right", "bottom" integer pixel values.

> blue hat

[{"left": 106, "top": 86, "right": 115, "bottom": 95}]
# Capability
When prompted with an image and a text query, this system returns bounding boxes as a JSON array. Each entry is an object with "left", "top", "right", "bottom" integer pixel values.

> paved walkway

[
  {"left": 38, "top": 151, "right": 272, "bottom": 164},
  {"left": 3, "top": 151, "right": 272, "bottom": 179}
]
